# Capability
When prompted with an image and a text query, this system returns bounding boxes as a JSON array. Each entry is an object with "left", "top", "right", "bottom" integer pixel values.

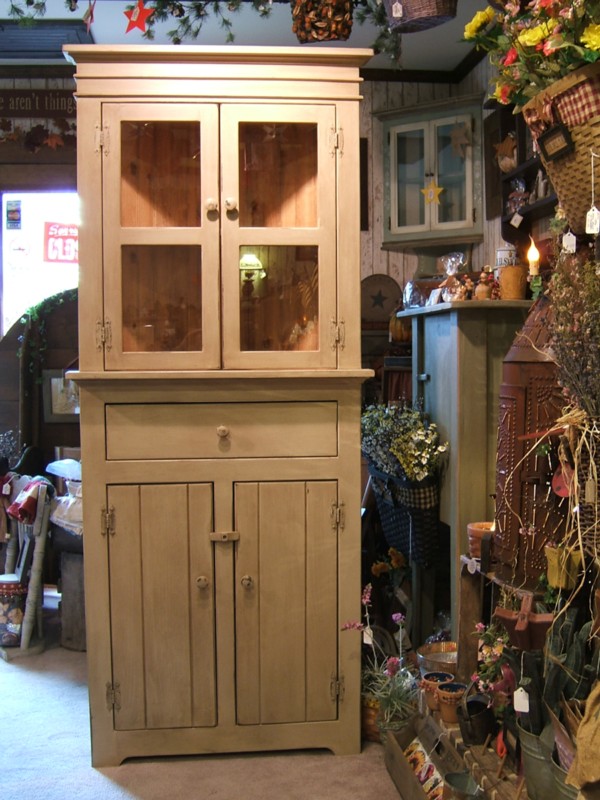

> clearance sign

[{"left": 44, "top": 222, "right": 79, "bottom": 264}]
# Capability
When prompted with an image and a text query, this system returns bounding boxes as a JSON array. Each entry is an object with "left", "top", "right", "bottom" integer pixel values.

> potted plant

[{"left": 343, "top": 583, "right": 418, "bottom": 743}]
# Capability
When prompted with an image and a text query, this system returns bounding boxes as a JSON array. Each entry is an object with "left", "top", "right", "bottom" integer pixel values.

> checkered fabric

[{"left": 556, "top": 74, "right": 600, "bottom": 129}]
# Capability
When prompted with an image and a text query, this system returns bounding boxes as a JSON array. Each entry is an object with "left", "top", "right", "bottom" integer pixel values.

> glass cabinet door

[
  {"left": 432, "top": 115, "right": 472, "bottom": 230},
  {"left": 102, "top": 103, "right": 220, "bottom": 370},
  {"left": 389, "top": 113, "right": 473, "bottom": 238},
  {"left": 220, "top": 104, "right": 337, "bottom": 369},
  {"left": 390, "top": 122, "right": 427, "bottom": 234}
]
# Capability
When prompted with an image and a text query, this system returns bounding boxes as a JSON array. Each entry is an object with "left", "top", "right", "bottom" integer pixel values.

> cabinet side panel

[
  {"left": 259, "top": 482, "right": 307, "bottom": 724},
  {"left": 306, "top": 480, "right": 338, "bottom": 722},
  {"left": 140, "top": 484, "right": 193, "bottom": 729},
  {"left": 109, "top": 484, "right": 146, "bottom": 731},
  {"left": 189, "top": 483, "right": 218, "bottom": 727},
  {"left": 234, "top": 482, "right": 261, "bottom": 725}
]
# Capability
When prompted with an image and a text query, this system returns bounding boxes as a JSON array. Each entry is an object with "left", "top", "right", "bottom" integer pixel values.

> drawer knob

[
  {"left": 216, "top": 425, "right": 230, "bottom": 438},
  {"left": 224, "top": 197, "right": 238, "bottom": 212},
  {"left": 196, "top": 576, "right": 209, "bottom": 590},
  {"left": 241, "top": 575, "right": 254, "bottom": 589},
  {"left": 205, "top": 197, "right": 219, "bottom": 213}
]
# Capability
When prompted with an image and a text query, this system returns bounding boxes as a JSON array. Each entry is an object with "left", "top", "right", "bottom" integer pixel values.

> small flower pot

[
  {"left": 421, "top": 671, "right": 454, "bottom": 711},
  {"left": 436, "top": 681, "right": 467, "bottom": 725}
]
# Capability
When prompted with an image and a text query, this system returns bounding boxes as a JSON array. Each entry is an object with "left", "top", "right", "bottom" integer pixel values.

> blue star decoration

[{"left": 370, "top": 290, "right": 387, "bottom": 309}]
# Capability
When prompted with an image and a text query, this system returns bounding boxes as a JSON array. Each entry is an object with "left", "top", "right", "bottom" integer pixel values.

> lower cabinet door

[
  {"left": 234, "top": 480, "right": 340, "bottom": 725},
  {"left": 107, "top": 483, "right": 217, "bottom": 731}
]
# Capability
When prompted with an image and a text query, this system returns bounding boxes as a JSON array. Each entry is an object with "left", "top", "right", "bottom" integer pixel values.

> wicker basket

[
  {"left": 382, "top": 0, "right": 457, "bottom": 33},
  {"left": 291, "top": 0, "right": 353, "bottom": 42},
  {"left": 522, "top": 63, "right": 600, "bottom": 234},
  {"left": 368, "top": 463, "right": 440, "bottom": 568}
]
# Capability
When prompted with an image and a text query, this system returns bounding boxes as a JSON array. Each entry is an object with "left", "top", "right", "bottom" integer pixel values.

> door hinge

[
  {"left": 330, "top": 673, "right": 345, "bottom": 702},
  {"left": 95, "top": 319, "right": 112, "bottom": 351},
  {"left": 101, "top": 506, "right": 115, "bottom": 537},
  {"left": 106, "top": 681, "right": 121, "bottom": 711},
  {"left": 330, "top": 318, "right": 345, "bottom": 351},
  {"left": 329, "top": 127, "right": 344, "bottom": 156},
  {"left": 473, "top": 207, "right": 477, "bottom": 223},
  {"left": 95, "top": 123, "right": 110, "bottom": 155},
  {"left": 330, "top": 502, "right": 345, "bottom": 530}
]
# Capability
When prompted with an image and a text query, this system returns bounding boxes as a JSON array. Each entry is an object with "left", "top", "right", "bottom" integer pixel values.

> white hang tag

[
  {"left": 585, "top": 476, "right": 597, "bottom": 504},
  {"left": 363, "top": 627, "right": 374, "bottom": 647},
  {"left": 586, "top": 206, "right": 600, "bottom": 235},
  {"left": 562, "top": 231, "right": 576, "bottom": 253},
  {"left": 513, "top": 687, "right": 530, "bottom": 713},
  {"left": 2, "top": 482, "right": 10, "bottom": 496},
  {"left": 392, "top": 0, "right": 403, "bottom": 18},
  {"left": 467, "top": 558, "right": 478, "bottom": 574},
  {"left": 510, "top": 212, "right": 523, "bottom": 228}
]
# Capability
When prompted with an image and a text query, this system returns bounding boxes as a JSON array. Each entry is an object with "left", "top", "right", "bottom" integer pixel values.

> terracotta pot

[
  {"left": 436, "top": 681, "right": 467, "bottom": 725},
  {"left": 467, "top": 521, "right": 494, "bottom": 559},
  {"left": 421, "top": 671, "right": 455, "bottom": 711},
  {"left": 361, "top": 696, "right": 381, "bottom": 743}
]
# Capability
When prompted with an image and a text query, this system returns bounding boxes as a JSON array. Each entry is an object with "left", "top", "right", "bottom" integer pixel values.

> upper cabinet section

[
  {"left": 64, "top": 45, "right": 372, "bottom": 374},
  {"left": 379, "top": 97, "right": 484, "bottom": 249}
]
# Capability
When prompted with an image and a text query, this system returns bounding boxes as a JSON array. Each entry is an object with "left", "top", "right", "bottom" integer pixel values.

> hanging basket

[
  {"left": 382, "top": 0, "right": 457, "bottom": 33},
  {"left": 291, "top": 0, "right": 353, "bottom": 42},
  {"left": 522, "top": 63, "right": 600, "bottom": 234},
  {"left": 367, "top": 462, "right": 440, "bottom": 568}
]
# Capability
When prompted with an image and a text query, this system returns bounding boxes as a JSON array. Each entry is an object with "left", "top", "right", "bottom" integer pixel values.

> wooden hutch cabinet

[{"left": 63, "top": 45, "right": 372, "bottom": 767}]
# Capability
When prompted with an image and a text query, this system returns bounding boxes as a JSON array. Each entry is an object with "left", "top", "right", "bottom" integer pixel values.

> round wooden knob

[
  {"left": 196, "top": 576, "right": 209, "bottom": 589},
  {"left": 240, "top": 575, "right": 253, "bottom": 589},
  {"left": 216, "top": 425, "right": 230, "bottom": 438}
]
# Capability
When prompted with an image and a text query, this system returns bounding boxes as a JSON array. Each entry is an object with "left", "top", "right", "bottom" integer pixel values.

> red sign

[{"left": 44, "top": 222, "right": 79, "bottom": 264}]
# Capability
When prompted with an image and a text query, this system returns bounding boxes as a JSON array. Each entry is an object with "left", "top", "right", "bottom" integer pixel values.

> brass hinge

[
  {"left": 101, "top": 506, "right": 115, "bottom": 537},
  {"left": 330, "top": 673, "right": 345, "bottom": 702},
  {"left": 330, "top": 318, "right": 345, "bottom": 351},
  {"left": 106, "top": 681, "right": 121, "bottom": 711},
  {"left": 330, "top": 502, "right": 345, "bottom": 531},
  {"left": 95, "top": 319, "right": 112, "bottom": 351},
  {"left": 329, "top": 127, "right": 344, "bottom": 157},
  {"left": 95, "top": 123, "right": 110, "bottom": 155}
]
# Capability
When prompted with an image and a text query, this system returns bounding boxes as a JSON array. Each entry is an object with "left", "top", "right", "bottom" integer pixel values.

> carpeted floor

[{"left": 0, "top": 589, "right": 401, "bottom": 800}]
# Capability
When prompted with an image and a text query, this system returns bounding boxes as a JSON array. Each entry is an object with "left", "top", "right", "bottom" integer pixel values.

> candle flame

[{"left": 527, "top": 236, "right": 540, "bottom": 265}]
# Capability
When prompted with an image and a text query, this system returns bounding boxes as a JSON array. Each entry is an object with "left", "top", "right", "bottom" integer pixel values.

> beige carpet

[{"left": 0, "top": 590, "right": 401, "bottom": 800}]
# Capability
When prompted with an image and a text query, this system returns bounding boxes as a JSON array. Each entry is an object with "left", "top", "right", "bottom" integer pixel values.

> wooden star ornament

[
  {"left": 450, "top": 123, "right": 471, "bottom": 158},
  {"left": 124, "top": 0, "right": 154, "bottom": 33},
  {"left": 421, "top": 179, "right": 444, "bottom": 205}
]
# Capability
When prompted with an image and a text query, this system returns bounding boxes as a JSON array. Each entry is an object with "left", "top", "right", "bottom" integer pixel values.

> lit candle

[{"left": 527, "top": 236, "right": 540, "bottom": 276}]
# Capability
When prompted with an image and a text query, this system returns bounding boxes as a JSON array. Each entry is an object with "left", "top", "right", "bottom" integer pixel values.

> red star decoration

[{"left": 124, "top": 0, "right": 154, "bottom": 34}]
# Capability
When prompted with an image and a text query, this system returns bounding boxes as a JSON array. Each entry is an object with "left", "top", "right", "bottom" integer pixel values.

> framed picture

[
  {"left": 42, "top": 370, "right": 80, "bottom": 423},
  {"left": 538, "top": 124, "right": 574, "bottom": 162}
]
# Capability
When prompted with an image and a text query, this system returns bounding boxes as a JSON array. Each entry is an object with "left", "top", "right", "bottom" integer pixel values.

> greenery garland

[{"left": 6, "top": 0, "right": 403, "bottom": 62}]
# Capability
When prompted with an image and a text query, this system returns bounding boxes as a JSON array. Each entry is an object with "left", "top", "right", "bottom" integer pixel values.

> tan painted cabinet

[{"left": 64, "top": 45, "right": 371, "bottom": 766}]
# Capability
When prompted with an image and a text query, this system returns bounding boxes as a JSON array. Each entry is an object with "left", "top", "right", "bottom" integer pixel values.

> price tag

[
  {"left": 585, "top": 476, "right": 597, "bottom": 504},
  {"left": 2, "top": 483, "right": 10, "bottom": 496},
  {"left": 510, "top": 212, "right": 523, "bottom": 228},
  {"left": 391, "top": 0, "right": 403, "bottom": 18},
  {"left": 513, "top": 687, "right": 530, "bottom": 713},
  {"left": 363, "top": 627, "right": 374, "bottom": 647},
  {"left": 467, "top": 558, "right": 478, "bottom": 575},
  {"left": 586, "top": 206, "right": 600, "bottom": 235},
  {"left": 562, "top": 231, "right": 577, "bottom": 253}
]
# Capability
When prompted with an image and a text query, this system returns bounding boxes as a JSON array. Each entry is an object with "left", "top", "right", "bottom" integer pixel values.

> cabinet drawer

[{"left": 106, "top": 402, "right": 338, "bottom": 460}]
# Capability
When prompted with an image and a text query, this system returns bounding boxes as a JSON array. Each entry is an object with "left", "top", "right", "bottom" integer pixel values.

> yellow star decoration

[{"left": 421, "top": 179, "right": 444, "bottom": 205}]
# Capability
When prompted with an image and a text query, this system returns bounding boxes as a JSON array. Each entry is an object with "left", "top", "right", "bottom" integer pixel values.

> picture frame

[
  {"left": 538, "top": 124, "right": 574, "bottom": 162},
  {"left": 42, "top": 370, "right": 80, "bottom": 423}
]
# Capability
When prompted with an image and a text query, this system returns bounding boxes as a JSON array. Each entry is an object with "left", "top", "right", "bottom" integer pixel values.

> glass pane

[
  {"left": 122, "top": 245, "right": 202, "bottom": 352},
  {"left": 395, "top": 129, "right": 425, "bottom": 228},
  {"left": 121, "top": 121, "right": 200, "bottom": 227},
  {"left": 239, "top": 245, "right": 318, "bottom": 352},
  {"left": 436, "top": 122, "right": 467, "bottom": 224},
  {"left": 238, "top": 123, "right": 317, "bottom": 227}
]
